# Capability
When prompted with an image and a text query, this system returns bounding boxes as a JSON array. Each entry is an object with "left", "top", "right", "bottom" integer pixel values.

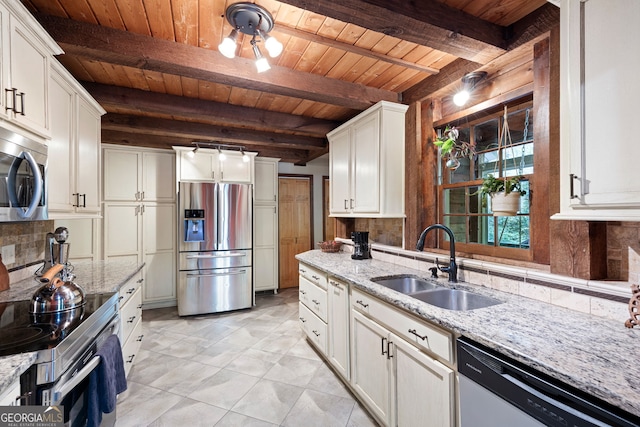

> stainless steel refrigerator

[{"left": 178, "top": 182, "right": 253, "bottom": 316}]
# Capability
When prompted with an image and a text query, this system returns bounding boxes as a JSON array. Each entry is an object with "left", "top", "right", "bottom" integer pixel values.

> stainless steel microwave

[{"left": 0, "top": 127, "right": 47, "bottom": 221}]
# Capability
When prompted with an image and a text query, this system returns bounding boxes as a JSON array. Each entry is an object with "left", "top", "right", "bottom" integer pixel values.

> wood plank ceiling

[{"left": 20, "top": 0, "right": 557, "bottom": 164}]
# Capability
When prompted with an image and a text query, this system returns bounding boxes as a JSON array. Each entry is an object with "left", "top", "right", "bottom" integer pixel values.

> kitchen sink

[
  {"left": 371, "top": 275, "right": 439, "bottom": 294},
  {"left": 410, "top": 288, "right": 502, "bottom": 311}
]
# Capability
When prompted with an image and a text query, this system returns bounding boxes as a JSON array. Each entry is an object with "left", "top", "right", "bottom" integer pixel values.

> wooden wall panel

[{"left": 549, "top": 221, "right": 607, "bottom": 279}]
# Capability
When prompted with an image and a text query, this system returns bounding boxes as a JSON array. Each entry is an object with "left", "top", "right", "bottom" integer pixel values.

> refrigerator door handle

[
  {"left": 187, "top": 270, "right": 246, "bottom": 278},
  {"left": 186, "top": 252, "right": 246, "bottom": 259}
]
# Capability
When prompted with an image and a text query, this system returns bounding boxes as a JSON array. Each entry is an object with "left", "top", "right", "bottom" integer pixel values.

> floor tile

[
  {"left": 214, "top": 411, "right": 278, "bottom": 427},
  {"left": 147, "top": 397, "right": 227, "bottom": 427},
  {"left": 193, "top": 341, "right": 246, "bottom": 368},
  {"left": 282, "top": 389, "right": 356, "bottom": 427},
  {"left": 263, "top": 354, "right": 323, "bottom": 387},
  {"left": 306, "top": 362, "right": 355, "bottom": 399},
  {"left": 230, "top": 378, "right": 304, "bottom": 424},
  {"left": 149, "top": 358, "right": 220, "bottom": 396},
  {"left": 115, "top": 381, "right": 182, "bottom": 427},
  {"left": 252, "top": 332, "right": 303, "bottom": 354},
  {"left": 347, "top": 403, "right": 381, "bottom": 427},
  {"left": 187, "top": 368, "right": 260, "bottom": 409}
]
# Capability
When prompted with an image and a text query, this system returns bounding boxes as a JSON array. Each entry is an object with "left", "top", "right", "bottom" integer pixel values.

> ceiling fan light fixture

[{"left": 218, "top": 29, "right": 238, "bottom": 59}]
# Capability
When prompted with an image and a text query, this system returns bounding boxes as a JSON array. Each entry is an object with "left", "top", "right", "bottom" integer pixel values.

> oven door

[
  {"left": 0, "top": 130, "right": 47, "bottom": 221},
  {"left": 24, "top": 315, "right": 120, "bottom": 427},
  {"left": 178, "top": 267, "right": 253, "bottom": 316}
]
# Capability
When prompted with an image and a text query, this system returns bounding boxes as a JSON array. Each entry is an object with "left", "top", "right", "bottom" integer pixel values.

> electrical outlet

[{"left": 1, "top": 244, "right": 15, "bottom": 265}]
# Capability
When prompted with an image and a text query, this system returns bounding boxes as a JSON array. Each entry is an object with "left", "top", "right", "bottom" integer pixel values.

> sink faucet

[{"left": 416, "top": 224, "right": 458, "bottom": 283}]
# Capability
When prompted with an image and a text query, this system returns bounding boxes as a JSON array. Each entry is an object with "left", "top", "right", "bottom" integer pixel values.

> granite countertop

[
  {"left": 0, "top": 260, "right": 144, "bottom": 399},
  {"left": 296, "top": 250, "right": 640, "bottom": 419}
]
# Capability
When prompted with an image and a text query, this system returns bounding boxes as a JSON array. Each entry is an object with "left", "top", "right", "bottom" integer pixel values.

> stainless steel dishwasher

[{"left": 457, "top": 337, "right": 640, "bottom": 427}]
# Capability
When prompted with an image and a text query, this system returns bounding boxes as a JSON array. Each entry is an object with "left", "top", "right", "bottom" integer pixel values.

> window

[{"left": 437, "top": 102, "right": 533, "bottom": 258}]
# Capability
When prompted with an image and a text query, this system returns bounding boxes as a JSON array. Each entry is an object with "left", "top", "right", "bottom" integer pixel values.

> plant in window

[
  {"left": 433, "top": 125, "right": 475, "bottom": 170},
  {"left": 477, "top": 174, "right": 526, "bottom": 216}
]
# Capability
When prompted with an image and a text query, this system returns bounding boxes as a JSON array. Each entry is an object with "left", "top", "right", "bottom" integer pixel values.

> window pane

[
  {"left": 503, "top": 142, "right": 534, "bottom": 176},
  {"left": 476, "top": 151, "right": 499, "bottom": 179},
  {"left": 495, "top": 216, "right": 530, "bottom": 248},
  {"left": 444, "top": 216, "right": 466, "bottom": 243},
  {"left": 474, "top": 119, "right": 499, "bottom": 152},
  {"left": 447, "top": 156, "right": 471, "bottom": 183},
  {"left": 444, "top": 188, "right": 466, "bottom": 214},
  {"left": 507, "top": 108, "right": 533, "bottom": 143},
  {"left": 468, "top": 186, "right": 482, "bottom": 214},
  {"left": 469, "top": 215, "right": 490, "bottom": 244}
]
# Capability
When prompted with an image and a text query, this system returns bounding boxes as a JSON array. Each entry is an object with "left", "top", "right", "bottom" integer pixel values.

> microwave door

[{"left": 6, "top": 152, "right": 43, "bottom": 219}]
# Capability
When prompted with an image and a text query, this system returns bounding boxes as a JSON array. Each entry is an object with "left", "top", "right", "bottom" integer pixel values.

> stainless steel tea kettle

[{"left": 30, "top": 263, "right": 85, "bottom": 314}]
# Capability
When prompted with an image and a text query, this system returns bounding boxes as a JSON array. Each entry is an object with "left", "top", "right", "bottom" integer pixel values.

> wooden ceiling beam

[
  {"left": 82, "top": 82, "right": 339, "bottom": 137},
  {"left": 274, "top": 25, "right": 439, "bottom": 75},
  {"left": 101, "top": 129, "right": 315, "bottom": 164},
  {"left": 101, "top": 114, "right": 328, "bottom": 150},
  {"left": 275, "top": 0, "right": 506, "bottom": 64},
  {"left": 506, "top": 3, "right": 560, "bottom": 50},
  {"left": 402, "top": 58, "right": 481, "bottom": 104},
  {"left": 36, "top": 13, "right": 398, "bottom": 111}
]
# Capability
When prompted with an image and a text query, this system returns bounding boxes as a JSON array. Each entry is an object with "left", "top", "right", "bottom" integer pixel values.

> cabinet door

[
  {"left": 254, "top": 205, "right": 278, "bottom": 292},
  {"left": 0, "top": 4, "right": 8, "bottom": 120},
  {"left": 254, "top": 159, "right": 278, "bottom": 203},
  {"left": 103, "top": 203, "right": 141, "bottom": 260},
  {"left": 393, "top": 334, "right": 455, "bottom": 427},
  {"left": 179, "top": 151, "right": 215, "bottom": 181},
  {"left": 142, "top": 151, "right": 175, "bottom": 202},
  {"left": 0, "top": 381, "right": 20, "bottom": 406},
  {"left": 560, "top": 0, "right": 640, "bottom": 216},
  {"left": 220, "top": 151, "right": 252, "bottom": 183},
  {"left": 329, "top": 127, "right": 351, "bottom": 214},
  {"left": 328, "top": 278, "right": 350, "bottom": 380},
  {"left": 103, "top": 150, "right": 140, "bottom": 201},
  {"left": 351, "top": 310, "right": 393, "bottom": 427},
  {"left": 76, "top": 96, "right": 101, "bottom": 213},
  {"left": 142, "top": 203, "right": 176, "bottom": 303},
  {"left": 352, "top": 111, "right": 380, "bottom": 213},
  {"left": 9, "top": 16, "right": 49, "bottom": 136},
  {"left": 47, "top": 68, "right": 74, "bottom": 213}
]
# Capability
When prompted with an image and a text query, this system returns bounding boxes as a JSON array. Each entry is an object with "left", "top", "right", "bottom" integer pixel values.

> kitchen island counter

[
  {"left": 297, "top": 250, "right": 640, "bottom": 419},
  {"left": 0, "top": 259, "right": 144, "bottom": 399}
]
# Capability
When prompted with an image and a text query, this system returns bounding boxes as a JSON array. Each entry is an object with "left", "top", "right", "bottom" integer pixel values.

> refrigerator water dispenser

[{"left": 184, "top": 209, "right": 205, "bottom": 242}]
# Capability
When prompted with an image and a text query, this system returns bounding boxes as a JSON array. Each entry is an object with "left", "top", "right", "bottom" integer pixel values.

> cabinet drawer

[
  {"left": 299, "top": 276, "right": 328, "bottom": 322},
  {"left": 120, "top": 287, "right": 142, "bottom": 341},
  {"left": 121, "top": 318, "right": 143, "bottom": 378},
  {"left": 298, "top": 263, "right": 327, "bottom": 290},
  {"left": 299, "top": 302, "right": 327, "bottom": 354},
  {"left": 119, "top": 271, "right": 143, "bottom": 307},
  {"left": 352, "top": 288, "right": 453, "bottom": 363}
]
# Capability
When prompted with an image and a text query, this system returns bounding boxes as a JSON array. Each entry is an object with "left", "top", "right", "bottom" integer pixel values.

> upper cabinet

[
  {"left": 0, "top": 0, "right": 62, "bottom": 140},
  {"left": 48, "top": 60, "right": 105, "bottom": 218},
  {"left": 175, "top": 146, "right": 255, "bottom": 183},
  {"left": 555, "top": 0, "right": 640, "bottom": 220},
  {"left": 328, "top": 101, "right": 408, "bottom": 218}
]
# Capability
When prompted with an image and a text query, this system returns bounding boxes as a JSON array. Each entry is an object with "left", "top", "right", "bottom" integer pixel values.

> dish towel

[{"left": 86, "top": 334, "right": 128, "bottom": 427}]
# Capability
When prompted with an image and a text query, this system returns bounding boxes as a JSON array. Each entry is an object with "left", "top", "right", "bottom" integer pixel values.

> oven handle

[
  {"left": 186, "top": 252, "right": 246, "bottom": 259},
  {"left": 51, "top": 355, "right": 100, "bottom": 405},
  {"left": 187, "top": 270, "right": 246, "bottom": 278}
]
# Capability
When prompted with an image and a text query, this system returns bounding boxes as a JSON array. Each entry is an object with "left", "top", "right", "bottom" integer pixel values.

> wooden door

[{"left": 278, "top": 176, "right": 312, "bottom": 288}]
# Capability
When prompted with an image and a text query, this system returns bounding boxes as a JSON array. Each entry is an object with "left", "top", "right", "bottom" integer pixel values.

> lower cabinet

[
  {"left": 298, "top": 262, "right": 329, "bottom": 355},
  {"left": 119, "top": 271, "right": 144, "bottom": 377},
  {"left": 0, "top": 381, "right": 20, "bottom": 406},
  {"left": 328, "top": 277, "right": 350, "bottom": 380}
]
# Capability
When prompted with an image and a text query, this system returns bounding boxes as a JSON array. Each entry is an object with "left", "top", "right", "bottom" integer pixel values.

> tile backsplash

[{"left": 0, "top": 220, "right": 52, "bottom": 278}]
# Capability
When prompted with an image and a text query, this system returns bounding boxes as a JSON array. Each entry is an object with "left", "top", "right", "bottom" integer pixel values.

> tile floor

[{"left": 115, "top": 288, "right": 380, "bottom": 427}]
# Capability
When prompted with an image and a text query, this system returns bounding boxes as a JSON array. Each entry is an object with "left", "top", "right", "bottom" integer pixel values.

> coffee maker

[{"left": 351, "top": 231, "right": 371, "bottom": 260}]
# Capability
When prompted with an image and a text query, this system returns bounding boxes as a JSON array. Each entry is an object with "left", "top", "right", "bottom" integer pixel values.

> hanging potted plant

[
  {"left": 432, "top": 126, "right": 475, "bottom": 170},
  {"left": 477, "top": 174, "right": 527, "bottom": 216}
]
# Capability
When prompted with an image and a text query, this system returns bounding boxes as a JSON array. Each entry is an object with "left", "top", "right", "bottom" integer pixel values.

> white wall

[{"left": 277, "top": 155, "right": 329, "bottom": 246}]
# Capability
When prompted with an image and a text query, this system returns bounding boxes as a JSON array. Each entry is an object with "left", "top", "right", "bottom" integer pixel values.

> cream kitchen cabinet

[
  {"left": 554, "top": 0, "right": 640, "bottom": 221},
  {"left": 351, "top": 288, "right": 455, "bottom": 427},
  {"left": 0, "top": 0, "right": 62, "bottom": 139},
  {"left": 0, "top": 380, "right": 20, "bottom": 406},
  {"left": 175, "top": 146, "right": 255, "bottom": 183},
  {"left": 298, "top": 262, "right": 328, "bottom": 354},
  {"left": 118, "top": 270, "right": 144, "bottom": 378},
  {"left": 327, "top": 277, "right": 350, "bottom": 380},
  {"left": 254, "top": 157, "right": 279, "bottom": 294},
  {"left": 328, "top": 101, "right": 408, "bottom": 218},
  {"left": 48, "top": 60, "right": 105, "bottom": 218},
  {"left": 103, "top": 146, "right": 176, "bottom": 203},
  {"left": 103, "top": 146, "right": 177, "bottom": 308}
]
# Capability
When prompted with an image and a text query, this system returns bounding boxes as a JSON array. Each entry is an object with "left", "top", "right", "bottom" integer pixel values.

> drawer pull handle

[
  {"left": 137, "top": 304, "right": 143, "bottom": 309},
  {"left": 136, "top": 334, "right": 144, "bottom": 342},
  {"left": 299, "top": 290, "right": 306, "bottom": 295},
  {"left": 299, "top": 316, "right": 306, "bottom": 323},
  {"left": 312, "top": 330, "right": 320, "bottom": 337},
  {"left": 136, "top": 278, "right": 144, "bottom": 284},
  {"left": 381, "top": 337, "right": 387, "bottom": 356},
  {"left": 356, "top": 300, "right": 369, "bottom": 308},
  {"left": 299, "top": 268, "right": 306, "bottom": 274},
  {"left": 387, "top": 340, "right": 393, "bottom": 360},
  {"left": 127, "top": 316, "right": 136, "bottom": 323},
  {"left": 126, "top": 355, "right": 135, "bottom": 363},
  {"left": 312, "top": 299, "right": 320, "bottom": 305},
  {"left": 408, "top": 329, "right": 428, "bottom": 341},
  {"left": 311, "top": 275, "right": 320, "bottom": 280},
  {"left": 127, "top": 288, "right": 135, "bottom": 294},
  {"left": 118, "top": 296, "right": 124, "bottom": 302}
]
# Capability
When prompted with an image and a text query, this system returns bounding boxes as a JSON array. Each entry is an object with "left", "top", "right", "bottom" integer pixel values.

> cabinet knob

[
  {"left": 126, "top": 354, "right": 135, "bottom": 363},
  {"left": 127, "top": 316, "right": 136, "bottom": 323},
  {"left": 136, "top": 334, "right": 144, "bottom": 342}
]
